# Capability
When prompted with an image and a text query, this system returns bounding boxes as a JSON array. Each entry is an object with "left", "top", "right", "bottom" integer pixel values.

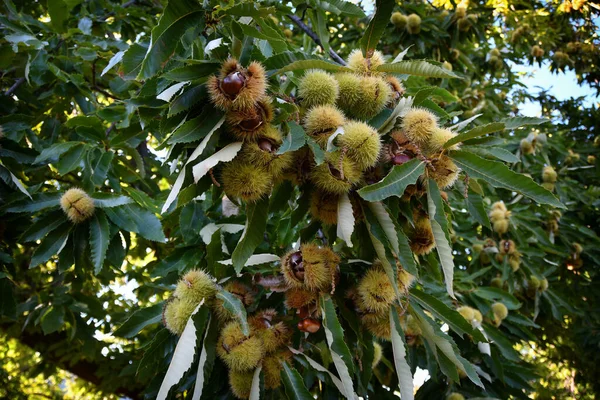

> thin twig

[
  {"left": 5, "top": 77, "right": 25, "bottom": 96},
  {"left": 93, "top": 85, "right": 121, "bottom": 100},
  {"left": 286, "top": 14, "right": 347, "bottom": 66}
]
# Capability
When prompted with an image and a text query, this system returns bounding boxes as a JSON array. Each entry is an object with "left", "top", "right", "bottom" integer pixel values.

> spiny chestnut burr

[
  {"left": 208, "top": 59, "right": 266, "bottom": 112},
  {"left": 281, "top": 243, "right": 340, "bottom": 292},
  {"left": 60, "top": 188, "right": 95, "bottom": 223}
]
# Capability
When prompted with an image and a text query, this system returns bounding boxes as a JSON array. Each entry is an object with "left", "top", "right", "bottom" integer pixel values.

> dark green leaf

[
  {"left": 376, "top": 60, "right": 460, "bottom": 78},
  {"left": 163, "top": 62, "right": 220, "bottom": 82},
  {"left": 358, "top": 159, "right": 425, "bottom": 201},
  {"left": 56, "top": 143, "right": 87, "bottom": 175},
  {"left": 30, "top": 223, "right": 71, "bottom": 268},
  {"left": 444, "top": 122, "right": 505, "bottom": 149},
  {"left": 105, "top": 204, "right": 166, "bottom": 242},
  {"left": 360, "top": 0, "right": 395, "bottom": 57},
  {"left": 450, "top": 151, "right": 565, "bottom": 209},
  {"left": 114, "top": 303, "right": 164, "bottom": 338},
  {"left": 280, "top": 362, "right": 313, "bottom": 400},
  {"left": 90, "top": 193, "right": 134, "bottom": 208},
  {"left": 21, "top": 211, "right": 67, "bottom": 242},
  {"left": 138, "top": 1, "right": 204, "bottom": 79},
  {"left": 231, "top": 197, "right": 269, "bottom": 274},
  {"left": 41, "top": 306, "right": 65, "bottom": 334},
  {"left": 216, "top": 290, "right": 249, "bottom": 336},
  {"left": 34, "top": 142, "right": 81, "bottom": 164},
  {"left": 277, "top": 122, "right": 306, "bottom": 154},
  {"left": 89, "top": 211, "right": 110, "bottom": 274}
]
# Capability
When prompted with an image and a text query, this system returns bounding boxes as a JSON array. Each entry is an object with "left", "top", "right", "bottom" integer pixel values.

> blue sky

[{"left": 511, "top": 61, "right": 600, "bottom": 117}]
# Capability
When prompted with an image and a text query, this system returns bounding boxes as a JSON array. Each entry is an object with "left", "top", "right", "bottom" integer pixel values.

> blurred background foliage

[{"left": 0, "top": 0, "right": 599, "bottom": 399}]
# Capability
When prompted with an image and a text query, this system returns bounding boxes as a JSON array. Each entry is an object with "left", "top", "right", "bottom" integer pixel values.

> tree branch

[
  {"left": 286, "top": 14, "right": 347, "bottom": 66},
  {"left": 5, "top": 77, "right": 25, "bottom": 96}
]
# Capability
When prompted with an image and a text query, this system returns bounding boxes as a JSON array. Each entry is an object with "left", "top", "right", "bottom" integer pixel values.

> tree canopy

[{"left": 1, "top": 0, "right": 599, "bottom": 399}]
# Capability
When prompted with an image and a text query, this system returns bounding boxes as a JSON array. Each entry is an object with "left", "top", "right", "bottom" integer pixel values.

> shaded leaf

[
  {"left": 361, "top": 0, "right": 395, "bottom": 57},
  {"left": 89, "top": 211, "right": 110, "bottom": 274},
  {"left": 216, "top": 290, "right": 250, "bottom": 336},
  {"left": 231, "top": 197, "right": 270, "bottom": 274},
  {"left": 358, "top": 159, "right": 425, "bottom": 201},
  {"left": 114, "top": 303, "right": 164, "bottom": 338}
]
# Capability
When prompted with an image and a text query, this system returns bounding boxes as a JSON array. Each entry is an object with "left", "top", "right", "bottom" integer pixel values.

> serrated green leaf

[
  {"left": 444, "top": 122, "right": 505, "bottom": 148},
  {"left": 56, "top": 143, "right": 87, "bottom": 175},
  {"left": 411, "top": 289, "right": 486, "bottom": 342},
  {"left": 473, "top": 287, "right": 521, "bottom": 310},
  {"left": 411, "top": 305, "right": 484, "bottom": 388},
  {"left": 5, "top": 192, "right": 61, "bottom": 213},
  {"left": 316, "top": 0, "right": 366, "bottom": 17},
  {"left": 191, "top": 315, "right": 219, "bottom": 400},
  {"left": 390, "top": 308, "right": 413, "bottom": 400},
  {"left": 34, "top": 142, "right": 81, "bottom": 164},
  {"left": 358, "top": 159, "right": 425, "bottom": 201},
  {"left": 217, "top": 3, "right": 276, "bottom": 18},
  {"left": 280, "top": 362, "right": 313, "bottom": 400},
  {"left": 90, "top": 193, "right": 134, "bottom": 208},
  {"left": 450, "top": 151, "right": 565, "bottom": 209},
  {"left": 464, "top": 146, "right": 520, "bottom": 163},
  {"left": 231, "top": 197, "right": 269, "bottom": 274},
  {"left": 105, "top": 204, "right": 166, "bottom": 242},
  {"left": 163, "top": 62, "right": 220, "bottom": 82},
  {"left": 306, "top": 136, "right": 325, "bottom": 165},
  {"left": 168, "top": 108, "right": 225, "bottom": 144},
  {"left": 276, "top": 59, "right": 352, "bottom": 74},
  {"left": 30, "top": 223, "right": 71, "bottom": 268},
  {"left": 114, "top": 303, "right": 164, "bottom": 338},
  {"left": 501, "top": 116, "right": 549, "bottom": 130},
  {"left": 320, "top": 296, "right": 356, "bottom": 399},
  {"left": 138, "top": 1, "right": 205, "bottom": 79},
  {"left": 466, "top": 192, "right": 491, "bottom": 229},
  {"left": 41, "top": 305, "right": 65, "bottom": 334},
  {"left": 91, "top": 151, "right": 114, "bottom": 186},
  {"left": 89, "top": 211, "right": 110, "bottom": 274},
  {"left": 481, "top": 323, "right": 521, "bottom": 362},
  {"left": 216, "top": 290, "right": 250, "bottom": 336},
  {"left": 376, "top": 60, "right": 460, "bottom": 79},
  {"left": 277, "top": 121, "right": 306, "bottom": 154},
  {"left": 21, "top": 211, "right": 67, "bottom": 242},
  {"left": 361, "top": 0, "right": 395, "bottom": 57}
]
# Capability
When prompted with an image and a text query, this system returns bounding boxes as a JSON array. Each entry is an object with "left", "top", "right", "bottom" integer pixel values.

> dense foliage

[{"left": 1, "top": 0, "right": 599, "bottom": 399}]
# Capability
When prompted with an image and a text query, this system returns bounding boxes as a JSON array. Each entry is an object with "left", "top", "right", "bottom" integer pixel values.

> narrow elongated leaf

[
  {"left": 369, "top": 202, "right": 399, "bottom": 254},
  {"left": 362, "top": 204, "right": 400, "bottom": 298},
  {"left": 216, "top": 290, "right": 250, "bottom": 336},
  {"left": 249, "top": 365, "right": 262, "bottom": 400},
  {"left": 277, "top": 122, "right": 306, "bottom": 154},
  {"left": 21, "top": 211, "right": 66, "bottom": 242},
  {"left": 390, "top": 308, "right": 414, "bottom": 400},
  {"left": 89, "top": 211, "right": 110, "bottom": 274},
  {"left": 41, "top": 306, "right": 65, "bottom": 334},
  {"left": 411, "top": 289, "right": 486, "bottom": 342},
  {"left": 288, "top": 348, "right": 350, "bottom": 397},
  {"left": 337, "top": 193, "right": 355, "bottom": 247},
  {"left": 430, "top": 218, "right": 455, "bottom": 299},
  {"left": 444, "top": 122, "right": 505, "bottom": 148},
  {"left": 473, "top": 287, "right": 521, "bottom": 310},
  {"left": 277, "top": 59, "right": 352, "bottom": 74},
  {"left": 101, "top": 51, "right": 124, "bottom": 76},
  {"left": 30, "top": 223, "right": 71, "bottom": 268},
  {"left": 321, "top": 296, "right": 356, "bottom": 399},
  {"left": 481, "top": 323, "right": 521, "bottom": 362},
  {"left": 0, "top": 163, "right": 31, "bottom": 199},
  {"left": 218, "top": 254, "right": 280, "bottom": 266},
  {"left": 501, "top": 116, "right": 549, "bottom": 130},
  {"left": 90, "top": 193, "right": 133, "bottom": 208},
  {"left": 466, "top": 192, "right": 491, "bottom": 229},
  {"left": 231, "top": 197, "right": 270, "bottom": 274},
  {"left": 361, "top": 0, "right": 395, "bottom": 56},
  {"left": 105, "top": 204, "right": 166, "bottom": 242},
  {"left": 157, "top": 304, "right": 208, "bottom": 400},
  {"left": 280, "top": 362, "right": 313, "bottom": 400},
  {"left": 316, "top": 0, "right": 366, "bottom": 17},
  {"left": 450, "top": 151, "right": 565, "bottom": 208},
  {"left": 464, "top": 146, "right": 520, "bottom": 163},
  {"left": 114, "top": 303, "right": 164, "bottom": 338},
  {"left": 191, "top": 316, "right": 219, "bottom": 400},
  {"left": 91, "top": 151, "right": 114, "bottom": 186},
  {"left": 164, "top": 62, "right": 220, "bottom": 81},
  {"left": 34, "top": 142, "right": 81, "bottom": 163},
  {"left": 162, "top": 116, "right": 224, "bottom": 213},
  {"left": 6, "top": 192, "right": 61, "bottom": 213},
  {"left": 138, "top": 0, "right": 205, "bottom": 79},
  {"left": 358, "top": 159, "right": 425, "bottom": 201},
  {"left": 411, "top": 306, "right": 484, "bottom": 388},
  {"left": 168, "top": 108, "right": 225, "bottom": 144},
  {"left": 376, "top": 60, "right": 460, "bottom": 78},
  {"left": 193, "top": 142, "right": 243, "bottom": 182}
]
